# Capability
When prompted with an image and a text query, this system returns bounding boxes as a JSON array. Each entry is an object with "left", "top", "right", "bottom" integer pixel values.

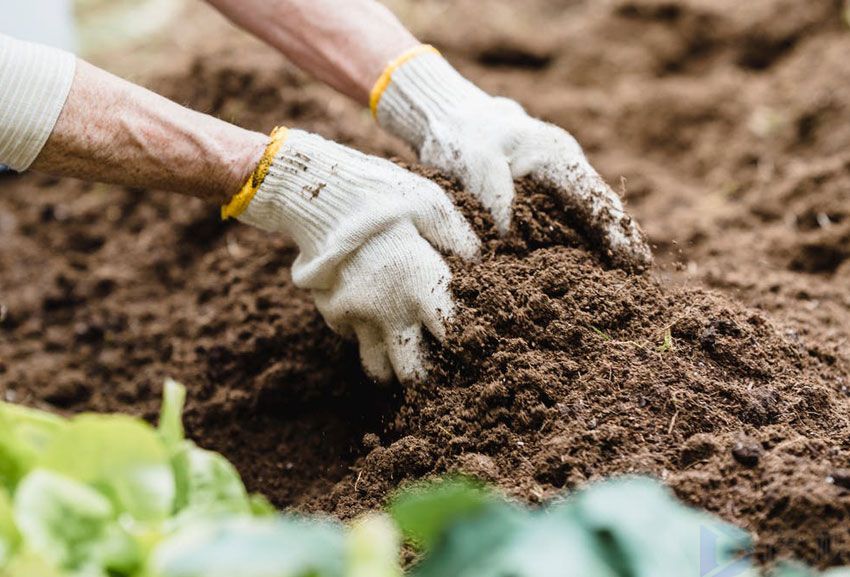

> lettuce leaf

[
  {"left": 40, "top": 414, "right": 175, "bottom": 523},
  {"left": 149, "top": 517, "right": 345, "bottom": 577},
  {"left": 157, "top": 380, "right": 254, "bottom": 524},
  {"left": 170, "top": 444, "right": 251, "bottom": 523},
  {"left": 0, "top": 403, "right": 67, "bottom": 490},
  {"left": 390, "top": 478, "right": 497, "bottom": 551},
  {"left": 391, "top": 479, "right": 529, "bottom": 577},
  {"left": 398, "top": 477, "right": 757, "bottom": 577},
  {"left": 13, "top": 470, "right": 140, "bottom": 576},
  {"left": 346, "top": 513, "right": 402, "bottom": 577},
  {"left": 0, "top": 487, "right": 20, "bottom": 568},
  {"left": 558, "top": 477, "right": 758, "bottom": 577},
  {"left": 158, "top": 379, "right": 186, "bottom": 452},
  {"left": 2, "top": 550, "right": 65, "bottom": 577}
]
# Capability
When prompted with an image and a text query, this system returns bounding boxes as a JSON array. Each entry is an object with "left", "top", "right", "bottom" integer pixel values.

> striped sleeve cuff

[{"left": 0, "top": 33, "right": 76, "bottom": 172}]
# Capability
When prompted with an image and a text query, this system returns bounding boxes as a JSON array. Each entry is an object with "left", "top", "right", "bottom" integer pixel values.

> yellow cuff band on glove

[
  {"left": 221, "top": 126, "right": 289, "bottom": 220},
  {"left": 369, "top": 44, "right": 441, "bottom": 119}
]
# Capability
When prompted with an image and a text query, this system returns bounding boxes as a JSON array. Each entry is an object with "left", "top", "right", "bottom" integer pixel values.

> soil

[{"left": 2, "top": 0, "right": 850, "bottom": 568}]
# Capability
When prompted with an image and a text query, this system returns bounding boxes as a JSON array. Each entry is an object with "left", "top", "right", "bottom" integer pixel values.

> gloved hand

[
  {"left": 371, "top": 46, "right": 652, "bottom": 272},
  {"left": 223, "top": 128, "right": 480, "bottom": 383}
]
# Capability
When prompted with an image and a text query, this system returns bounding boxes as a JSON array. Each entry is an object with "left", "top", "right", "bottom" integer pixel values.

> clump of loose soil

[{"left": 317, "top": 172, "right": 850, "bottom": 567}]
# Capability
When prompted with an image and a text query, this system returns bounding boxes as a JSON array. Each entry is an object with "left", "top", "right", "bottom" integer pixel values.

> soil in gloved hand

[{"left": 329, "top": 169, "right": 850, "bottom": 567}]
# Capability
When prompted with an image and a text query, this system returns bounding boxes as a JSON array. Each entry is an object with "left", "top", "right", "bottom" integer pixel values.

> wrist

[
  {"left": 216, "top": 129, "right": 268, "bottom": 207},
  {"left": 221, "top": 127, "right": 288, "bottom": 218},
  {"left": 233, "top": 129, "right": 427, "bottom": 290},
  {"left": 371, "top": 46, "right": 488, "bottom": 150},
  {"left": 237, "top": 129, "right": 387, "bottom": 250}
]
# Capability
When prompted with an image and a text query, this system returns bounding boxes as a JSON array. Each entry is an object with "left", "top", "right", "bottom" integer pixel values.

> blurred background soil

[{"left": 1, "top": 0, "right": 849, "bottom": 567}]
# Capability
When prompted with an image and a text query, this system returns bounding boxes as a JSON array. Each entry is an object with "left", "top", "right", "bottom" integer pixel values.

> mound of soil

[
  {"left": 323, "top": 173, "right": 850, "bottom": 567},
  {"left": 2, "top": 0, "right": 850, "bottom": 569}
]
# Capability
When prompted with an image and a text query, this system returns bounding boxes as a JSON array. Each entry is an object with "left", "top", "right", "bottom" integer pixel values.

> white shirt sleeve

[{"left": 0, "top": 33, "right": 76, "bottom": 171}]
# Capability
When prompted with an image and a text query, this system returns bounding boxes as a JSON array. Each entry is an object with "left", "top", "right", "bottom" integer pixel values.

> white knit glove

[
  {"left": 231, "top": 129, "right": 480, "bottom": 383},
  {"left": 373, "top": 47, "right": 652, "bottom": 271}
]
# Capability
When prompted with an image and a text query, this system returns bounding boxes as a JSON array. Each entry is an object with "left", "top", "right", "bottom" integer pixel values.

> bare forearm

[
  {"left": 32, "top": 60, "right": 267, "bottom": 206},
  {"left": 205, "top": 0, "right": 417, "bottom": 104}
]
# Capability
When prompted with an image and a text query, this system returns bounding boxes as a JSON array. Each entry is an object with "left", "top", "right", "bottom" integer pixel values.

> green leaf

[
  {"left": 406, "top": 502, "right": 526, "bottom": 577},
  {"left": 40, "top": 414, "right": 175, "bottom": 522},
  {"left": 0, "top": 487, "right": 20, "bottom": 569},
  {"left": 0, "top": 425, "right": 25, "bottom": 493},
  {"left": 158, "top": 379, "right": 254, "bottom": 521},
  {"left": 345, "top": 513, "right": 401, "bottom": 577},
  {"left": 1, "top": 404, "right": 67, "bottom": 451},
  {"left": 0, "top": 403, "right": 67, "bottom": 489},
  {"left": 405, "top": 478, "right": 756, "bottom": 577},
  {"left": 248, "top": 494, "right": 277, "bottom": 517},
  {"left": 172, "top": 445, "right": 251, "bottom": 523},
  {"left": 389, "top": 478, "right": 497, "bottom": 550},
  {"left": 657, "top": 327, "right": 674, "bottom": 352},
  {"left": 590, "top": 326, "right": 613, "bottom": 341},
  {"left": 13, "top": 470, "right": 140, "bottom": 575},
  {"left": 158, "top": 379, "right": 188, "bottom": 514},
  {"left": 149, "top": 517, "right": 346, "bottom": 577},
  {"left": 2, "top": 550, "right": 65, "bottom": 577},
  {"left": 448, "top": 514, "right": 617, "bottom": 577},
  {"left": 158, "top": 379, "right": 186, "bottom": 451},
  {"left": 405, "top": 495, "right": 616, "bottom": 577},
  {"left": 562, "top": 477, "right": 758, "bottom": 577},
  {"left": 771, "top": 565, "right": 817, "bottom": 577}
]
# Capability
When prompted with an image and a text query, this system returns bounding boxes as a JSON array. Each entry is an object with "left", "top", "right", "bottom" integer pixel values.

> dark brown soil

[
  {"left": 333, "top": 173, "right": 850, "bottom": 567},
  {"left": 2, "top": 0, "right": 850, "bottom": 569}
]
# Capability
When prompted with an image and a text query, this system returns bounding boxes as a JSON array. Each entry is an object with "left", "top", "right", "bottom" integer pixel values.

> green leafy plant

[
  {"left": 0, "top": 380, "right": 399, "bottom": 577},
  {"left": 390, "top": 477, "right": 756, "bottom": 577}
]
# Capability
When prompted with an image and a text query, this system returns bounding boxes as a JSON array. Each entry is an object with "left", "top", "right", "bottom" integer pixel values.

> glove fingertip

[
  {"left": 453, "top": 226, "right": 483, "bottom": 262},
  {"left": 387, "top": 326, "right": 430, "bottom": 385},
  {"left": 421, "top": 299, "right": 453, "bottom": 343},
  {"left": 612, "top": 236, "right": 654, "bottom": 273},
  {"left": 466, "top": 175, "right": 512, "bottom": 237},
  {"left": 493, "top": 208, "right": 512, "bottom": 237},
  {"left": 472, "top": 172, "right": 514, "bottom": 237},
  {"left": 355, "top": 325, "right": 395, "bottom": 384},
  {"left": 393, "top": 354, "right": 429, "bottom": 385},
  {"left": 434, "top": 202, "right": 482, "bottom": 261},
  {"left": 601, "top": 215, "right": 654, "bottom": 273},
  {"left": 362, "top": 351, "right": 394, "bottom": 384},
  {"left": 461, "top": 151, "right": 515, "bottom": 239},
  {"left": 533, "top": 156, "right": 654, "bottom": 272}
]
